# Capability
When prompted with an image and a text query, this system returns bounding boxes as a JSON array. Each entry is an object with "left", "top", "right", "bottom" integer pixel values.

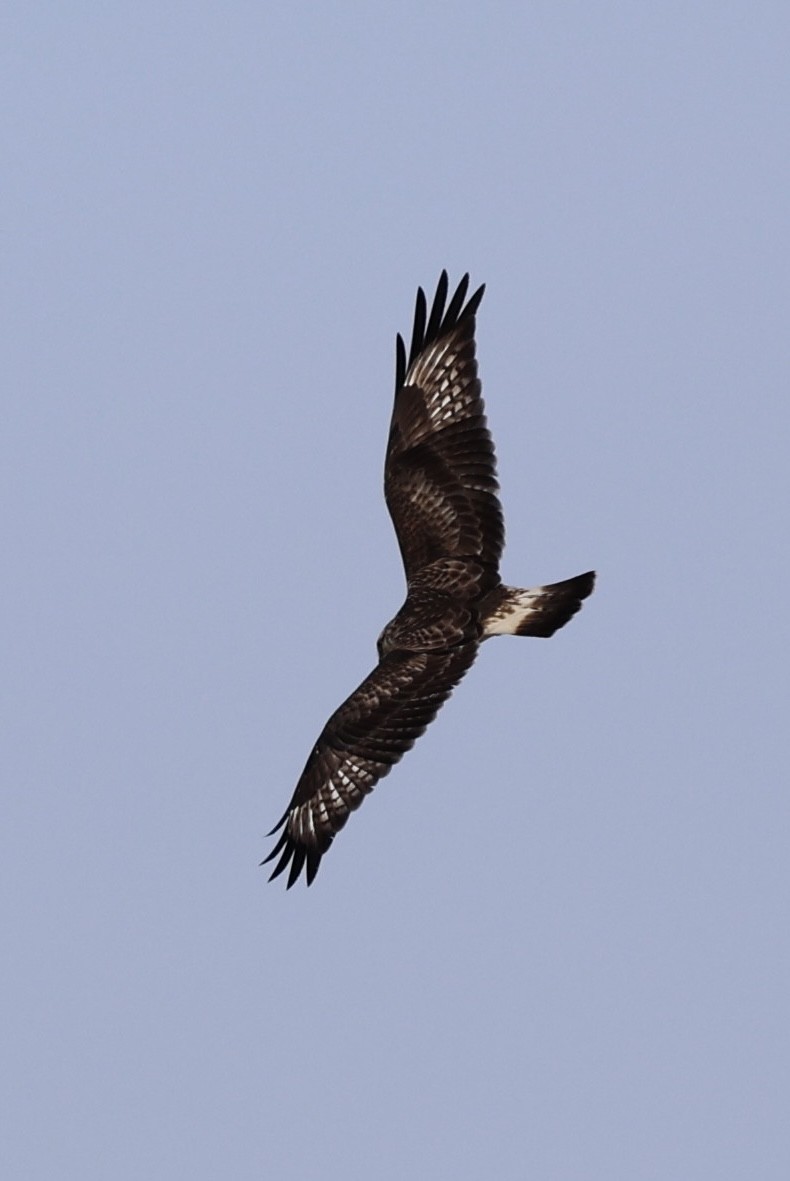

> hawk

[{"left": 264, "top": 272, "right": 594, "bottom": 887}]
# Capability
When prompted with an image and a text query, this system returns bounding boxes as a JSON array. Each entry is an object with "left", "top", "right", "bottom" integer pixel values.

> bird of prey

[{"left": 264, "top": 272, "right": 594, "bottom": 888}]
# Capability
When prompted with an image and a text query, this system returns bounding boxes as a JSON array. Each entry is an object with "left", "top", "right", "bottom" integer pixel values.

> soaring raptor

[{"left": 264, "top": 273, "right": 594, "bottom": 887}]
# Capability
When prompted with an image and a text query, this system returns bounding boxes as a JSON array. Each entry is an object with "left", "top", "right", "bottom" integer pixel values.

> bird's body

[{"left": 264, "top": 273, "right": 594, "bottom": 887}]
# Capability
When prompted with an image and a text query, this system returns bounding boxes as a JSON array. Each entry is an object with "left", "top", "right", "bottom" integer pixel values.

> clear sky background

[{"left": 3, "top": 4, "right": 789, "bottom": 1179}]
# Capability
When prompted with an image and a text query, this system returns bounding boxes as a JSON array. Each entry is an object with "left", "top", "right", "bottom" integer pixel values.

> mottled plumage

[{"left": 264, "top": 273, "right": 594, "bottom": 887}]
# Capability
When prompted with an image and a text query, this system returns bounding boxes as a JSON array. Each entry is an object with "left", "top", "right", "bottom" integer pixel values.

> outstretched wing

[
  {"left": 385, "top": 272, "right": 505, "bottom": 583},
  {"left": 263, "top": 643, "right": 477, "bottom": 888}
]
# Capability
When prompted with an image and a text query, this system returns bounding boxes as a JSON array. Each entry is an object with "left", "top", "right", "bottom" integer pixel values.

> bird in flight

[{"left": 264, "top": 272, "right": 594, "bottom": 887}]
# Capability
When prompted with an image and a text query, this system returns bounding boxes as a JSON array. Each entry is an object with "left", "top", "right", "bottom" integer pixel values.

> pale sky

[{"left": 4, "top": 4, "right": 789, "bottom": 1179}]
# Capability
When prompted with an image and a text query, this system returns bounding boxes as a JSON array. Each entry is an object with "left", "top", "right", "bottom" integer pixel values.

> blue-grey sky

[{"left": 4, "top": 4, "right": 789, "bottom": 1179}]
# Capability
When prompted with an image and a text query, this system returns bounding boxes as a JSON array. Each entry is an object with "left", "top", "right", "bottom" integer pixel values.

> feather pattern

[
  {"left": 386, "top": 274, "right": 504, "bottom": 581},
  {"left": 264, "top": 273, "right": 595, "bottom": 887},
  {"left": 263, "top": 645, "right": 477, "bottom": 887}
]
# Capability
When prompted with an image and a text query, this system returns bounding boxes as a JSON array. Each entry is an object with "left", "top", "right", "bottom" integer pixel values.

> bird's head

[{"left": 376, "top": 625, "right": 391, "bottom": 660}]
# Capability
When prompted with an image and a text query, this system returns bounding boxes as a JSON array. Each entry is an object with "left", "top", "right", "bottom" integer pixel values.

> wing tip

[
  {"left": 261, "top": 817, "right": 326, "bottom": 889},
  {"left": 395, "top": 333, "right": 407, "bottom": 392},
  {"left": 397, "top": 271, "right": 485, "bottom": 391}
]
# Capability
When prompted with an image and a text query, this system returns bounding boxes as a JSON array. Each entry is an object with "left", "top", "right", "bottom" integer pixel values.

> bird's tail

[{"left": 481, "top": 571, "right": 595, "bottom": 639}]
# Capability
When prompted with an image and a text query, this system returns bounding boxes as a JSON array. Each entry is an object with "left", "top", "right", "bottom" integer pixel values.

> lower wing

[{"left": 264, "top": 643, "right": 478, "bottom": 887}]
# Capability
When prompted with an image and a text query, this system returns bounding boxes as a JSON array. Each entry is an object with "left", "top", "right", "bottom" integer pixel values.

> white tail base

[{"left": 482, "top": 586, "right": 546, "bottom": 636}]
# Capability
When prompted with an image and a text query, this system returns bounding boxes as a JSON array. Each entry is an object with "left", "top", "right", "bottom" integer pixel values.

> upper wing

[
  {"left": 263, "top": 643, "right": 478, "bottom": 888},
  {"left": 385, "top": 272, "right": 505, "bottom": 583}
]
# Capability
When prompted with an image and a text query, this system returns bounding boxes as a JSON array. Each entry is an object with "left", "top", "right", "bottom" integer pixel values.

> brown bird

[{"left": 264, "top": 273, "right": 594, "bottom": 887}]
